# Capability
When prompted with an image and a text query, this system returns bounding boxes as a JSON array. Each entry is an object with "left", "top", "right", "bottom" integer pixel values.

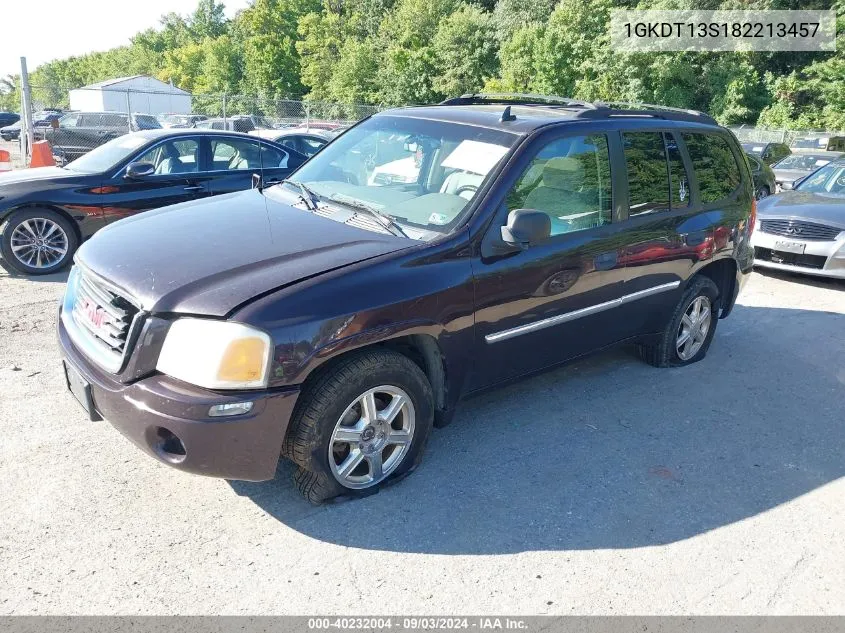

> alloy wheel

[
  {"left": 328, "top": 385, "right": 415, "bottom": 489},
  {"left": 676, "top": 296, "right": 712, "bottom": 361},
  {"left": 9, "top": 218, "right": 69, "bottom": 269}
]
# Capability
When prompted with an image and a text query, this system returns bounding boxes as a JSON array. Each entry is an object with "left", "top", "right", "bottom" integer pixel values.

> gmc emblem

[{"left": 80, "top": 298, "right": 109, "bottom": 329}]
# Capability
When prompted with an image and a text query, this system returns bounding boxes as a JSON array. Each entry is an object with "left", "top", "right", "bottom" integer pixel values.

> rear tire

[
  {"left": 1, "top": 208, "right": 77, "bottom": 275},
  {"left": 285, "top": 349, "right": 434, "bottom": 504},
  {"left": 637, "top": 276, "right": 720, "bottom": 368}
]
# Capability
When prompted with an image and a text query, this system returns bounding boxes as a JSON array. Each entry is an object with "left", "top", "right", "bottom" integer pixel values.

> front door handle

[{"left": 184, "top": 185, "right": 204, "bottom": 192}]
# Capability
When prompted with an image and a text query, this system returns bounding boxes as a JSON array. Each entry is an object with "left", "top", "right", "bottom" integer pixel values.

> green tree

[
  {"left": 432, "top": 5, "right": 498, "bottom": 97},
  {"left": 238, "top": 0, "right": 320, "bottom": 99},
  {"left": 191, "top": 0, "right": 228, "bottom": 39}
]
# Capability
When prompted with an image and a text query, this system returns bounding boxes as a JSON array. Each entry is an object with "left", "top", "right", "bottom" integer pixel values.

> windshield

[
  {"left": 270, "top": 115, "right": 519, "bottom": 239},
  {"left": 63, "top": 134, "right": 149, "bottom": 173},
  {"left": 773, "top": 153, "right": 838, "bottom": 171},
  {"left": 795, "top": 162, "right": 845, "bottom": 194}
]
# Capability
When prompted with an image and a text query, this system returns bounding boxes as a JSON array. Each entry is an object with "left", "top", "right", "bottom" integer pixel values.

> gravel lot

[{"left": 1, "top": 263, "right": 844, "bottom": 615}]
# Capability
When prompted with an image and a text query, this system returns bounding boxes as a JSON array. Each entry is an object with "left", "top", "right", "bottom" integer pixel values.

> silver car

[
  {"left": 771, "top": 151, "right": 842, "bottom": 191},
  {"left": 751, "top": 159, "right": 845, "bottom": 279}
]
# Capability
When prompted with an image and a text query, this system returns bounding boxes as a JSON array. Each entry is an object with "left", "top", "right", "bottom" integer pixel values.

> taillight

[{"left": 747, "top": 198, "right": 757, "bottom": 237}]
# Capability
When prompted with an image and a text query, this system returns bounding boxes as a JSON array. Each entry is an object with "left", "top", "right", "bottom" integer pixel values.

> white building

[{"left": 68, "top": 76, "right": 192, "bottom": 115}]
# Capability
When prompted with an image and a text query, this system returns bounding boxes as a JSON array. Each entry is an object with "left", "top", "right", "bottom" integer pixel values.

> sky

[{"left": 1, "top": 0, "right": 251, "bottom": 78}]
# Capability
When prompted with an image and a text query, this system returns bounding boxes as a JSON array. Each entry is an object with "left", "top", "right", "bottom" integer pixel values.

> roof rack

[
  {"left": 439, "top": 93, "right": 599, "bottom": 110},
  {"left": 592, "top": 101, "right": 717, "bottom": 125},
  {"left": 438, "top": 93, "right": 718, "bottom": 125}
]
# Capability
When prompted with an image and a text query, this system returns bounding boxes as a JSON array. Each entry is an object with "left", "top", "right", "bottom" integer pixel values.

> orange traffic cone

[
  {"left": 0, "top": 148, "right": 11, "bottom": 172},
  {"left": 30, "top": 140, "right": 56, "bottom": 168}
]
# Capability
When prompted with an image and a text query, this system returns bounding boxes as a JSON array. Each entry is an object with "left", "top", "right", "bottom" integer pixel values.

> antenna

[{"left": 501, "top": 106, "right": 516, "bottom": 122}]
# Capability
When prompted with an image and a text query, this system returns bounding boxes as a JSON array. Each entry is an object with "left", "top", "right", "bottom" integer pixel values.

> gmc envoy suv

[{"left": 58, "top": 94, "right": 755, "bottom": 503}]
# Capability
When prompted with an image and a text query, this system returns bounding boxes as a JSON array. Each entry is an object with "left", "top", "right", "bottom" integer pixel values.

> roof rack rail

[
  {"left": 439, "top": 93, "right": 599, "bottom": 110},
  {"left": 592, "top": 101, "right": 717, "bottom": 125}
]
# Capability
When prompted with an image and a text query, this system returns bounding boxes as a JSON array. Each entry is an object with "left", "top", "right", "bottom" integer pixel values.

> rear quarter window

[{"left": 682, "top": 133, "right": 742, "bottom": 204}]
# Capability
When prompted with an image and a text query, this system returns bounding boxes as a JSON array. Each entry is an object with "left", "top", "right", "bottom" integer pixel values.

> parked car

[
  {"left": 157, "top": 113, "right": 209, "bottom": 129},
  {"left": 0, "top": 112, "right": 20, "bottom": 128},
  {"left": 0, "top": 111, "right": 63, "bottom": 141},
  {"left": 770, "top": 151, "right": 843, "bottom": 191},
  {"left": 751, "top": 157, "right": 845, "bottom": 279},
  {"left": 251, "top": 127, "right": 334, "bottom": 157},
  {"left": 745, "top": 153, "right": 777, "bottom": 200},
  {"left": 741, "top": 141, "right": 791, "bottom": 165},
  {"left": 56, "top": 94, "right": 754, "bottom": 503},
  {"left": 36, "top": 112, "right": 162, "bottom": 165},
  {"left": 0, "top": 129, "right": 306, "bottom": 274},
  {"left": 194, "top": 115, "right": 277, "bottom": 133}
]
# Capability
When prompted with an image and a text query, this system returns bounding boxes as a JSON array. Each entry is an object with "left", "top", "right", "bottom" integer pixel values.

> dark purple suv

[{"left": 58, "top": 94, "right": 755, "bottom": 503}]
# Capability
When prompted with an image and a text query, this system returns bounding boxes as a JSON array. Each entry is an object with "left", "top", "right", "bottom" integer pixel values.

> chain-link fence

[
  {"left": 14, "top": 84, "right": 385, "bottom": 165},
  {"left": 10, "top": 80, "right": 845, "bottom": 167},
  {"left": 729, "top": 124, "right": 845, "bottom": 150}
]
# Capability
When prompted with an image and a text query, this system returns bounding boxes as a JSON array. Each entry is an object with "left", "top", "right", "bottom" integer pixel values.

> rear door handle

[{"left": 184, "top": 185, "right": 205, "bottom": 192}]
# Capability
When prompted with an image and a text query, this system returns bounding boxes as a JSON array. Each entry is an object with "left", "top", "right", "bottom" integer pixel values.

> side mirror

[
  {"left": 125, "top": 161, "right": 155, "bottom": 179},
  {"left": 501, "top": 209, "right": 551, "bottom": 247}
]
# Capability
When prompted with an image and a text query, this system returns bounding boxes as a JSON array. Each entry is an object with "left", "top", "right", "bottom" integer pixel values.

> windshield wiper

[
  {"left": 328, "top": 195, "right": 409, "bottom": 238},
  {"left": 282, "top": 179, "right": 320, "bottom": 212}
]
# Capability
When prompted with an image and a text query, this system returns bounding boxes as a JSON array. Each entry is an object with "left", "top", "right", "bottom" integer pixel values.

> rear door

[
  {"left": 206, "top": 136, "right": 264, "bottom": 195},
  {"left": 616, "top": 128, "right": 745, "bottom": 337},
  {"left": 470, "top": 129, "right": 629, "bottom": 390},
  {"left": 259, "top": 142, "right": 306, "bottom": 187},
  {"left": 98, "top": 136, "right": 213, "bottom": 223}
]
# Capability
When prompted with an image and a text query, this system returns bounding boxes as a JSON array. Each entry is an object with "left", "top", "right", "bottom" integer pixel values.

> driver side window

[
  {"left": 507, "top": 134, "right": 612, "bottom": 236},
  {"left": 136, "top": 140, "right": 199, "bottom": 175}
]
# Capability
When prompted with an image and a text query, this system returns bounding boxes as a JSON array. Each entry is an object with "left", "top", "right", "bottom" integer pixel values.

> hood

[
  {"left": 771, "top": 168, "right": 811, "bottom": 185},
  {"left": 0, "top": 166, "right": 82, "bottom": 187},
  {"left": 757, "top": 190, "right": 845, "bottom": 229},
  {"left": 75, "top": 189, "right": 413, "bottom": 317}
]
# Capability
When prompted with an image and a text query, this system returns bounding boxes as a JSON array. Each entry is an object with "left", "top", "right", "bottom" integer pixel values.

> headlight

[{"left": 156, "top": 318, "right": 273, "bottom": 390}]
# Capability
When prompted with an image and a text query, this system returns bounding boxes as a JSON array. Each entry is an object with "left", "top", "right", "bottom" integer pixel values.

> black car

[
  {"left": 741, "top": 141, "right": 791, "bottom": 165},
  {"left": 195, "top": 115, "right": 277, "bottom": 133},
  {"left": 745, "top": 153, "right": 777, "bottom": 199},
  {"left": 57, "top": 95, "right": 754, "bottom": 503},
  {"left": 37, "top": 112, "right": 162, "bottom": 165},
  {"left": 0, "top": 111, "right": 20, "bottom": 128},
  {"left": 0, "top": 129, "right": 306, "bottom": 274},
  {"left": 255, "top": 127, "right": 334, "bottom": 157},
  {"left": 0, "top": 111, "right": 62, "bottom": 141}
]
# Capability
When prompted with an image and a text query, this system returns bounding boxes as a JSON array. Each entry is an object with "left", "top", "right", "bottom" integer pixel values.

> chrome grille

[
  {"left": 71, "top": 272, "right": 139, "bottom": 359},
  {"left": 760, "top": 219, "right": 842, "bottom": 241}
]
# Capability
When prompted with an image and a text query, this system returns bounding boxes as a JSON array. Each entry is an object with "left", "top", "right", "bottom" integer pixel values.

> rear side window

[
  {"left": 623, "top": 132, "right": 670, "bottom": 215},
  {"left": 666, "top": 134, "right": 690, "bottom": 208},
  {"left": 682, "top": 133, "right": 742, "bottom": 203}
]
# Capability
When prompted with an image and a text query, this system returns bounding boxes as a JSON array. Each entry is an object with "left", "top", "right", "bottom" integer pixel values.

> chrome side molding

[{"left": 485, "top": 280, "right": 681, "bottom": 344}]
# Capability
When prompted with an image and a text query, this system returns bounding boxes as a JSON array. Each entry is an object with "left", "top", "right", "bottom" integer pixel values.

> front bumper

[
  {"left": 58, "top": 313, "right": 299, "bottom": 481},
  {"left": 751, "top": 227, "right": 845, "bottom": 280}
]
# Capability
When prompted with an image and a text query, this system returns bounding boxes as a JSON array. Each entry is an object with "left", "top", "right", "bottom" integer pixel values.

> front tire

[
  {"left": 637, "top": 276, "right": 720, "bottom": 368},
  {"left": 285, "top": 349, "right": 434, "bottom": 504},
  {"left": 1, "top": 208, "right": 77, "bottom": 275}
]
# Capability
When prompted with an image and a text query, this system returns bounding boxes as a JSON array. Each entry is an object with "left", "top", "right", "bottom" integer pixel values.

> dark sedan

[
  {"left": 252, "top": 127, "right": 335, "bottom": 157},
  {"left": 0, "top": 129, "right": 306, "bottom": 274},
  {"left": 746, "top": 153, "right": 777, "bottom": 200}
]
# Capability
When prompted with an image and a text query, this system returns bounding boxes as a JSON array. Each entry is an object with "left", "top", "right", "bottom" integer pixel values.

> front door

[
  {"left": 99, "top": 137, "right": 212, "bottom": 223},
  {"left": 470, "top": 131, "right": 630, "bottom": 390}
]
